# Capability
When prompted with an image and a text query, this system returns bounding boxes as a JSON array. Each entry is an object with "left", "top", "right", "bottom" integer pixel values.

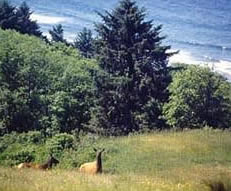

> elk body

[
  {"left": 79, "top": 148, "right": 105, "bottom": 174},
  {"left": 17, "top": 155, "right": 59, "bottom": 170}
]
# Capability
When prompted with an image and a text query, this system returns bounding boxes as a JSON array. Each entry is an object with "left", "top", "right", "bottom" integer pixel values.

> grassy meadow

[{"left": 1, "top": 129, "right": 231, "bottom": 191}]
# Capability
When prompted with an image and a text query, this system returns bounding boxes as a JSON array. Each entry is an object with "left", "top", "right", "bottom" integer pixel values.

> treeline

[
  {"left": 0, "top": 1, "right": 41, "bottom": 37},
  {"left": 0, "top": 0, "right": 94, "bottom": 56},
  {"left": 0, "top": 0, "right": 231, "bottom": 137}
]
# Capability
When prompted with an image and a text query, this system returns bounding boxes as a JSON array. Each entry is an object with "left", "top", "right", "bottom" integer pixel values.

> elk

[
  {"left": 17, "top": 155, "right": 59, "bottom": 170},
  {"left": 79, "top": 148, "right": 105, "bottom": 174}
]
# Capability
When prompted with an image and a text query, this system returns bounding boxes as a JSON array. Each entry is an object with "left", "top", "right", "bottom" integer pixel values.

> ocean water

[{"left": 11, "top": 0, "right": 231, "bottom": 80}]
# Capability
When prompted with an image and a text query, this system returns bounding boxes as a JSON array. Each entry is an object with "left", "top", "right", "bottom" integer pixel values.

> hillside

[
  {"left": 1, "top": 1, "right": 231, "bottom": 190},
  {"left": 1, "top": 130, "right": 231, "bottom": 191}
]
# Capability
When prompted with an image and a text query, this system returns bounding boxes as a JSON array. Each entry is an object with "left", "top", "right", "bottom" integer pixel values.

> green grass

[{"left": 1, "top": 129, "right": 231, "bottom": 191}]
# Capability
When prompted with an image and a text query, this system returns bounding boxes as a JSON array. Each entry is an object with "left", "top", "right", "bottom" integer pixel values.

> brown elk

[
  {"left": 17, "top": 155, "right": 59, "bottom": 170},
  {"left": 79, "top": 148, "right": 105, "bottom": 174}
]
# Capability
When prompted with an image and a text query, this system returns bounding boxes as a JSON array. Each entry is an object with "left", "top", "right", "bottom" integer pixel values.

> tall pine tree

[
  {"left": 49, "top": 24, "right": 66, "bottom": 43},
  {"left": 91, "top": 0, "right": 174, "bottom": 135},
  {"left": 0, "top": 0, "right": 17, "bottom": 30},
  {"left": 15, "top": 2, "right": 42, "bottom": 37},
  {"left": 74, "top": 27, "right": 94, "bottom": 58},
  {"left": 0, "top": 1, "right": 41, "bottom": 37}
]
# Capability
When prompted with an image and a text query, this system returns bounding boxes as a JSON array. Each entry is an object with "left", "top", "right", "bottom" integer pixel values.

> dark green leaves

[
  {"left": 74, "top": 28, "right": 94, "bottom": 58},
  {"left": 49, "top": 24, "right": 66, "bottom": 43},
  {"left": 91, "top": 0, "right": 173, "bottom": 135}
]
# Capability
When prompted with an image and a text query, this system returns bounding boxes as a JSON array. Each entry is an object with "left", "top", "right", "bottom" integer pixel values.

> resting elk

[
  {"left": 17, "top": 154, "right": 59, "bottom": 170},
  {"left": 79, "top": 148, "right": 105, "bottom": 174}
]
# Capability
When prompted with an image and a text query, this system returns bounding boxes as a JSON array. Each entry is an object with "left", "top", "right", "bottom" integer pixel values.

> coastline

[
  {"left": 169, "top": 50, "right": 231, "bottom": 82},
  {"left": 30, "top": 13, "right": 231, "bottom": 82}
]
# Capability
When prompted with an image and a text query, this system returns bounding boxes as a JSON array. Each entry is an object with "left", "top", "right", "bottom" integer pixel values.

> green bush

[
  {"left": 17, "top": 131, "right": 45, "bottom": 144},
  {"left": 46, "top": 133, "right": 75, "bottom": 154},
  {"left": 7, "top": 149, "right": 35, "bottom": 165},
  {"left": 53, "top": 134, "right": 101, "bottom": 169},
  {"left": 0, "top": 141, "right": 7, "bottom": 153},
  {"left": 0, "top": 132, "right": 19, "bottom": 152},
  {"left": 0, "top": 131, "right": 44, "bottom": 154}
]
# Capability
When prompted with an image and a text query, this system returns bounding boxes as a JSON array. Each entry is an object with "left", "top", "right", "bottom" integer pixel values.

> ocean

[{"left": 11, "top": 0, "right": 231, "bottom": 80}]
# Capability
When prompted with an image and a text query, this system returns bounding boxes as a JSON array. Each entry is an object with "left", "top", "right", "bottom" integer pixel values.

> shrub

[
  {"left": 17, "top": 131, "right": 45, "bottom": 144},
  {"left": 0, "top": 131, "right": 44, "bottom": 154},
  {"left": 46, "top": 133, "right": 75, "bottom": 155},
  {"left": 7, "top": 149, "right": 35, "bottom": 165},
  {"left": 0, "top": 132, "right": 19, "bottom": 152},
  {"left": 0, "top": 140, "right": 7, "bottom": 153}
]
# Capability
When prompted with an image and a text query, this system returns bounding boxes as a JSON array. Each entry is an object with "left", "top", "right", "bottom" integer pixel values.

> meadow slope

[{"left": 1, "top": 129, "right": 231, "bottom": 191}]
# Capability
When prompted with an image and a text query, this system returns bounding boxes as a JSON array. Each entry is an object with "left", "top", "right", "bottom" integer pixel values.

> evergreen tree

[
  {"left": 0, "top": 0, "right": 17, "bottom": 29},
  {"left": 0, "top": 1, "right": 41, "bottom": 37},
  {"left": 74, "top": 27, "right": 94, "bottom": 58},
  {"left": 91, "top": 0, "right": 174, "bottom": 135},
  {"left": 15, "top": 2, "right": 42, "bottom": 37},
  {"left": 49, "top": 24, "right": 66, "bottom": 43}
]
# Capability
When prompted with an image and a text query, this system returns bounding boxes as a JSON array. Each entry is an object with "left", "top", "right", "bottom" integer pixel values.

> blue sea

[{"left": 11, "top": 0, "right": 231, "bottom": 80}]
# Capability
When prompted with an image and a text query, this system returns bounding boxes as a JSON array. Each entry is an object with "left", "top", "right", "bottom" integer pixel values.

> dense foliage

[
  {"left": 0, "top": 29, "right": 97, "bottom": 136},
  {"left": 0, "top": 0, "right": 231, "bottom": 140},
  {"left": 90, "top": 0, "right": 173, "bottom": 135},
  {"left": 49, "top": 24, "right": 66, "bottom": 44},
  {"left": 0, "top": 1, "right": 42, "bottom": 37},
  {"left": 163, "top": 65, "right": 231, "bottom": 129},
  {"left": 1, "top": 1, "right": 231, "bottom": 177},
  {"left": 74, "top": 27, "right": 94, "bottom": 58}
]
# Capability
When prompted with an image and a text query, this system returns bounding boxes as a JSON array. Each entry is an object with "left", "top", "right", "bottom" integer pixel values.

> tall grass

[{"left": 1, "top": 129, "right": 231, "bottom": 191}]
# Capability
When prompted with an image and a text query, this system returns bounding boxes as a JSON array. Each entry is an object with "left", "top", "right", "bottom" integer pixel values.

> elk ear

[
  {"left": 101, "top": 148, "right": 105, "bottom": 152},
  {"left": 93, "top": 147, "right": 97, "bottom": 152}
]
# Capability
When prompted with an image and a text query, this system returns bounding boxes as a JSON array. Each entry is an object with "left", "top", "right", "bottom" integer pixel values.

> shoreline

[
  {"left": 169, "top": 50, "right": 231, "bottom": 82},
  {"left": 30, "top": 13, "right": 231, "bottom": 82}
]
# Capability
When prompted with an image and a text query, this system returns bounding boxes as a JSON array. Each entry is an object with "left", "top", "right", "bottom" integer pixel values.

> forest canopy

[
  {"left": 0, "top": 0, "right": 231, "bottom": 137},
  {"left": 0, "top": 29, "right": 98, "bottom": 136}
]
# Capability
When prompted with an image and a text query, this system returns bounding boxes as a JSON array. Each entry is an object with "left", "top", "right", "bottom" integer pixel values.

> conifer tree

[
  {"left": 15, "top": 2, "right": 42, "bottom": 37},
  {"left": 0, "top": 0, "right": 17, "bottom": 30},
  {"left": 91, "top": 0, "right": 174, "bottom": 135},
  {"left": 74, "top": 27, "right": 94, "bottom": 58},
  {"left": 49, "top": 24, "right": 66, "bottom": 43},
  {"left": 0, "top": 1, "right": 41, "bottom": 37}
]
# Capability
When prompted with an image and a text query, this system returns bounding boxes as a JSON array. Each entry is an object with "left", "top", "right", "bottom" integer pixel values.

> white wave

[
  {"left": 169, "top": 50, "right": 201, "bottom": 65},
  {"left": 213, "top": 60, "right": 231, "bottom": 81},
  {"left": 31, "top": 14, "right": 70, "bottom": 24},
  {"left": 169, "top": 50, "right": 231, "bottom": 81},
  {"left": 65, "top": 32, "right": 77, "bottom": 42},
  {"left": 42, "top": 32, "right": 52, "bottom": 40}
]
